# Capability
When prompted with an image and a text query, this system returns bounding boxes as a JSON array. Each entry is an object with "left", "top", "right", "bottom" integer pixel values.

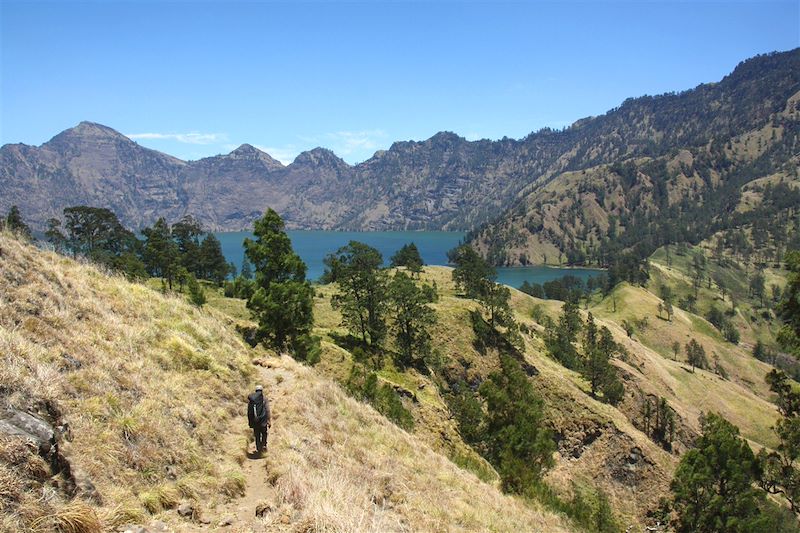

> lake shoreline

[{"left": 216, "top": 230, "right": 603, "bottom": 289}]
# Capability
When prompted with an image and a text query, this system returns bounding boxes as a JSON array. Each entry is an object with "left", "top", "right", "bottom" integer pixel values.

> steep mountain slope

[
  {"left": 471, "top": 52, "right": 800, "bottom": 266},
  {"left": 0, "top": 232, "right": 573, "bottom": 532},
  {"left": 2, "top": 49, "right": 798, "bottom": 233},
  {"left": 0, "top": 122, "right": 187, "bottom": 230},
  {"left": 208, "top": 254, "right": 787, "bottom": 529}
]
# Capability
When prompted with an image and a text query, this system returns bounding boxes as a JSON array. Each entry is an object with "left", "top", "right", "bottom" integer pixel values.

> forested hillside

[
  {"left": 202, "top": 209, "right": 800, "bottom": 531},
  {"left": 470, "top": 52, "right": 800, "bottom": 269}
]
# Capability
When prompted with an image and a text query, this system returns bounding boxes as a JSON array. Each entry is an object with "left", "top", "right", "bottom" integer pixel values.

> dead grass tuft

[
  {"left": 102, "top": 503, "right": 147, "bottom": 529},
  {"left": 34, "top": 501, "right": 102, "bottom": 533},
  {"left": 221, "top": 470, "right": 247, "bottom": 498},
  {"left": 139, "top": 484, "right": 180, "bottom": 514}
]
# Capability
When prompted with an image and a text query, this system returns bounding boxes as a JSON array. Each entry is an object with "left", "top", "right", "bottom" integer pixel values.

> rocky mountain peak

[
  {"left": 428, "top": 131, "right": 464, "bottom": 144},
  {"left": 291, "top": 147, "right": 349, "bottom": 170},
  {"left": 42, "top": 121, "right": 133, "bottom": 153},
  {"left": 227, "top": 144, "right": 283, "bottom": 169},
  {"left": 52, "top": 121, "right": 128, "bottom": 142}
]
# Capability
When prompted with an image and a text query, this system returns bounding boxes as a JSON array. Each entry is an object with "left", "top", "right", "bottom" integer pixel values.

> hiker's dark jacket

[{"left": 247, "top": 391, "right": 271, "bottom": 429}]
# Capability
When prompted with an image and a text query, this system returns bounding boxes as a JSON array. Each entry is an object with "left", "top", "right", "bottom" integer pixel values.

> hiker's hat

[{"left": 255, "top": 385, "right": 263, "bottom": 391}]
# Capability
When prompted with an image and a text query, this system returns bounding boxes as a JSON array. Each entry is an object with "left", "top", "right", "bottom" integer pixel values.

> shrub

[
  {"left": 723, "top": 322, "right": 740, "bottom": 344},
  {"left": 187, "top": 275, "right": 206, "bottom": 307},
  {"left": 346, "top": 364, "right": 414, "bottom": 430}
]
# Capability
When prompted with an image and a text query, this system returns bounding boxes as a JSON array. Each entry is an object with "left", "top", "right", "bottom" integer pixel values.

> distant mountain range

[{"left": 1, "top": 49, "right": 798, "bottom": 239}]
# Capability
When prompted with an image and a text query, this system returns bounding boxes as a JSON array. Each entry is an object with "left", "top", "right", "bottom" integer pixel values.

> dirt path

[{"left": 201, "top": 357, "right": 295, "bottom": 532}]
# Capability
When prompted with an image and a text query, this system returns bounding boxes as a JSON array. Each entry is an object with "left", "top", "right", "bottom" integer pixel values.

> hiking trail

[{"left": 201, "top": 357, "right": 296, "bottom": 532}]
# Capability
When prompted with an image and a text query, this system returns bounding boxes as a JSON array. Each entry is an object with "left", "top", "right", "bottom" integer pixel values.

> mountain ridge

[{"left": 1, "top": 48, "right": 798, "bottom": 233}]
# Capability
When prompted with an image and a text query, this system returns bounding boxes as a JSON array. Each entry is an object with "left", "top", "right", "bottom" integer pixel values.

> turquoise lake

[{"left": 216, "top": 231, "right": 603, "bottom": 289}]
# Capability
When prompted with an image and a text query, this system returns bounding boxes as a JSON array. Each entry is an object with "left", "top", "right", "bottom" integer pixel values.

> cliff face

[{"left": 2, "top": 49, "right": 798, "bottom": 233}]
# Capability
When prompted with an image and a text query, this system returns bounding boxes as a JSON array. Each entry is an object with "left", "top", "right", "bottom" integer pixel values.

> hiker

[{"left": 247, "top": 385, "right": 271, "bottom": 454}]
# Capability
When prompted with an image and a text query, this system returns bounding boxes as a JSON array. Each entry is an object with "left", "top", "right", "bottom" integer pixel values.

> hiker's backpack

[{"left": 248, "top": 392, "right": 268, "bottom": 426}]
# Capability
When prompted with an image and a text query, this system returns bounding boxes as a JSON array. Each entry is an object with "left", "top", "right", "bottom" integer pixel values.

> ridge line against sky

[{"left": 2, "top": 0, "right": 799, "bottom": 164}]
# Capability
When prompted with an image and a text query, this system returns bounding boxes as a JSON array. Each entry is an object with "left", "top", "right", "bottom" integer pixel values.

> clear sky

[{"left": 2, "top": 1, "right": 798, "bottom": 164}]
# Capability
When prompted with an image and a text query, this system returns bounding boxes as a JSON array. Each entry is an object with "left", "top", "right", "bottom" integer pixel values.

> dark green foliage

[
  {"left": 706, "top": 306, "right": 740, "bottom": 344},
  {"left": 476, "top": 279, "right": 514, "bottom": 330},
  {"left": 520, "top": 280, "right": 545, "bottom": 298},
  {"left": 346, "top": 364, "right": 414, "bottom": 430},
  {"left": 670, "top": 413, "right": 769, "bottom": 533},
  {"left": 328, "top": 241, "right": 388, "bottom": 349},
  {"left": 249, "top": 279, "right": 315, "bottom": 354},
  {"left": 64, "top": 206, "right": 135, "bottom": 257},
  {"left": 112, "top": 252, "right": 149, "bottom": 281},
  {"left": 529, "top": 482, "right": 621, "bottom": 533},
  {"left": 63, "top": 206, "right": 145, "bottom": 279},
  {"left": 4, "top": 206, "right": 32, "bottom": 240},
  {"left": 449, "top": 244, "right": 496, "bottom": 298},
  {"left": 760, "top": 260, "right": 800, "bottom": 515},
  {"left": 187, "top": 275, "right": 206, "bottom": 307},
  {"left": 390, "top": 242, "right": 424, "bottom": 273},
  {"left": 387, "top": 271, "right": 437, "bottom": 370},
  {"left": 753, "top": 340, "right": 769, "bottom": 361},
  {"left": 545, "top": 300, "right": 583, "bottom": 370},
  {"left": 581, "top": 314, "right": 624, "bottom": 404},
  {"left": 686, "top": 338, "right": 708, "bottom": 372},
  {"left": 691, "top": 253, "right": 707, "bottom": 298},
  {"left": 142, "top": 217, "right": 180, "bottom": 289},
  {"left": 759, "top": 370, "right": 800, "bottom": 515},
  {"left": 244, "top": 209, "right": 316, "bottom": 363},
  {"left": 641, "top": 396, "right": 675, "bottom": 451},
  {"left": 199, "top": 233, "right": 231, "bottom": 285},
  {"left": 224, "top": 276, "right": 256, "bottom": 300},
  {"left": 240, "top": 255, "right": 254, "bottom": 280},
  {"left": 175, "top": 266, "right": 191, "bottom": 292},
  {"left": 564, "top": 483, "right": 621, "bottom": 533},
  {"left": 478, "top": 354, "right": 555, "bottom": 493},
  {"left": 245, "top": 208, "right": 308, "bottom": 285},
  {"left": 520, "top": 274, "right": 588, "bottom": 303},
  {"left": 723, "top": 322, "right": 741, "bottom": 344},
  {"left": 750, "top": 271, "right": 767, "bottom": 307},
  {"left": 289, "top": 331, "right": 321, "bottom": 365},
  {"left": 706, "top": 306, "right": 727, "bottom": 330},
  {"left": 171, "top": 215, "right": 203, "bottom": 276},
  {"left": 621, "top": 319, "right": 635, "bottom": 338},
  {"left": 544, "top": 306, "right": 623, "bottom": 403},
  {"left": 44, "top": 218, "right": 67, "bottom": 252},
  {"left": 447, "top": 381, "right": 485, "bottom": 445},
  {"left": 778, "top": 250, "right": 800, "bottom": 358}
]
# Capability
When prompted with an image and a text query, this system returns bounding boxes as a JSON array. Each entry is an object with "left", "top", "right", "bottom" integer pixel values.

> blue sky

[{"left": 2, "top": 1, "right": 798, "bottom": 164}]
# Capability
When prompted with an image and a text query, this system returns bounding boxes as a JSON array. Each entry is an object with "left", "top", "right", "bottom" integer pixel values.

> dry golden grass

[
  {"left": 230, "top": 355, "right": 573, "bottom": 533},
  {"left": 0, "top": 232, "right": 254, "bottom": 530},
  {"left": 38, "top": 501, "right": 102, "bottom": 533},
  {"left": 302, "top": 266, "right": 679, "bottom": 528},
  {"left": 0, "top": 234, "right": 574, "bottom": 532}
]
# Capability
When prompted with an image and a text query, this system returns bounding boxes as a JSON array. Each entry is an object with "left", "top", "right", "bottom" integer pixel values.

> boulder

[
  {"left": 0, "top": 406, "right": 101, "bottom": 502},
  {"left": 255, "top": 501, "right": 273, "bottom": 517},
  {"left": 177, "top": 501, "right": 196, "bottom": 519}
]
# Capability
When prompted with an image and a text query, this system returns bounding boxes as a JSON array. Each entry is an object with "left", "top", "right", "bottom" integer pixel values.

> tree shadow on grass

[{"left": 329, "top": 331, "right": 368, "bottom": 352}]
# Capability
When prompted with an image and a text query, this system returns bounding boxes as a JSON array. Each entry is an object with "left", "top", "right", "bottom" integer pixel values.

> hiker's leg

[
  {"left": 262, "top": 426, "right": 269, "bottom": 452},
  {"left": 254, "top": 426, "right": 263, "bottom": 453}
]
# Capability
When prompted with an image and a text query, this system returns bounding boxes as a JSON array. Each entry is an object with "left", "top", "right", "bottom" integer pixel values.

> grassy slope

[
  {"left": 475, "top": 89, "right": 800, "bottom": 267},
  {"left": 268, "top": 259, "right": 785, "bottom": 528},
  {"left": 0, "top": 233, "right": 572, "bottom": 533},
  {"left": 589, "top": 282, "right": 780, "bottom": 449},
  {"left": 293, "top": 267, "right": 679, "bottom": 528}
]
